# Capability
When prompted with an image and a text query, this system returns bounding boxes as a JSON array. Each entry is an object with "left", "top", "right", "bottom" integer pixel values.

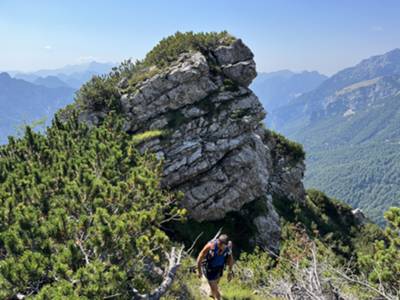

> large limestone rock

[{"left": 78, "top": 37, "right": 305, "bottom": 251}]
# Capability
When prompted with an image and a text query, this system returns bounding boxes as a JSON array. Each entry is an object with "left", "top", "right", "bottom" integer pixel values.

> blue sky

[{"left": 1, "top": 0, "right": 400, "bottom": 75}]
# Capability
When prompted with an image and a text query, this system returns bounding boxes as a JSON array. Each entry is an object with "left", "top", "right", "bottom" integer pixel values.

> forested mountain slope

[{"left": 272, "top": 49, "right": 400, "bottom": 224}]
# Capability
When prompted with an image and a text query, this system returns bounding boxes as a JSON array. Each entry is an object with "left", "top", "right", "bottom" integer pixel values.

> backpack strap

[
  {"left": 204, "top": 240, "right": 217, "bottom": 262},
  {"left": 213, "top": 240, "right": 218, "bottom": 255},
  {"left": 223, "top": 242, "right": 232, "bottom": 256},
  {"left": 214, "top": 239, "right": 232, "bottom": 257}
]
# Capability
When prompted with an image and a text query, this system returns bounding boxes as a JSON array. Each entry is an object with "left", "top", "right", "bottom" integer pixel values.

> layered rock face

[{"left": 79, "top": 38, "right": 305, "bottom": 251}]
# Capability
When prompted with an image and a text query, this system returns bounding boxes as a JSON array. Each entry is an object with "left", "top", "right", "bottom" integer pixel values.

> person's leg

[
  {"left": 216, "top": 277, "right": 221, "bottom": 298},
  {"left": 208, "top": 280, "right": 221, "bottom": 300}
]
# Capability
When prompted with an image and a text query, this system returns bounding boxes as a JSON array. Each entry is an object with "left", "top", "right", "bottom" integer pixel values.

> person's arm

[
  {"left": 227, "top": 254, "right": 234, "bottom": 281},
  {"left": 227, "top": 254, "right": 234, "bottom": 272},
  {"left": 196, "top": 243, "right": 212, "bottom": 277}
]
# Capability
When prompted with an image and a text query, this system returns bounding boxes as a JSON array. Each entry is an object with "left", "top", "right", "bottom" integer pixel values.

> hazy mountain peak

[
  {"left": 257, "top": 69, "right": 295, "bottom": 80},
  {"left": 361, "top": 48, "right": 400, "bottom": 65},
  {"left": 32, "top": 61, "right": 115, "bottom": 77},
  {"left": 33, "top": 75, "right": 71, "bottom": 89},
  {"left": 11, "top": 61, "right": 115, "bottom": 89},
  {"left": 331, "top": 48, "right": 400, "bottom": 86},
  {"left": 251, "top": 69, "right": 327, "bottom": 113},
  {"left": 0, "top": 72, "right": 11, "bottom": 80}
]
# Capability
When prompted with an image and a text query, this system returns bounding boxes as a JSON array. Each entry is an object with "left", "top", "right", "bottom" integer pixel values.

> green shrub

[
  {"left": 144, "top": 31, "right": 235, "bottom": 68},
  {"left": 265, "top": 130, "right": 305, "bottom": 163},
  {"left": 272, "top": 189, "right": 378, "bottom": 259},
  {"left": 358, "top": 207, "right": 400, "bottom": 294},
  {"left": 0, "top": 114, "right": 186, "bottom": 298},
  {"left": 75, "top": 75, "right": 121, "bottom": 112}
]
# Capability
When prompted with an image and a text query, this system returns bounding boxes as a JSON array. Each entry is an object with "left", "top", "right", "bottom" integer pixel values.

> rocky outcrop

[
  {"left": 352, "top": 208, "right": 368, "bottom": 225},
  {"left": 78, "top": 37, "right": 305, "bottom": 251}
]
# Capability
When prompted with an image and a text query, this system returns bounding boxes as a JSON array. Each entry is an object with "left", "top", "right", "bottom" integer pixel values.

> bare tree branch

[
  {"left": 329, "top": 266, "right": 395, "bottom": 300},
  {"left": 75, "top": 236, "right": 90, "bottom": 265},
  {"left": 131, "top": 245, "right": 184, "bottom": 300},
  {"left": 212, "top": 227, "right": 223, "bottom": 241},
  {"left": 184, "top": 231, "right": 203, "bottom": 255}
]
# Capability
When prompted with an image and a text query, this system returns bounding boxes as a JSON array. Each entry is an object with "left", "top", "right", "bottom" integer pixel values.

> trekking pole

[{"left": 212, "top": 227, "right": 223, "bottom": 240}]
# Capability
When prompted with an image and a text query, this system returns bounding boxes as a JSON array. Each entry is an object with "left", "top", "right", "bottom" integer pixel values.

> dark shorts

[{"left": 202, "top": 265, "right": 223, "bottom": 281}]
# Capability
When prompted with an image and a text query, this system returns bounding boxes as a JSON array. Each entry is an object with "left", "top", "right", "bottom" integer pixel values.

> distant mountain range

[
  {"left": 251, "top": 70, "right": 327, "bottom": 127},
  {"left": 10, "top": 61, "right": 115, "bottom": 89},
  {"left": 0, "top": 61, "right": 114, "bottom": 144},
  {"left": 33, "top": 76, "right": 72, "bottom": 89},
  {"left": 0, "top": 72, "right": 75, "bottom": 144},
  {"left": 271, "top": 49, "right": 400, "bottom": 224}
]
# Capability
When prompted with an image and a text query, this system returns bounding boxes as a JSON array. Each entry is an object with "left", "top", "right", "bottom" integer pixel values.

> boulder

[{"left": 78, "top": 36, "right": 305, "bottom": 251}]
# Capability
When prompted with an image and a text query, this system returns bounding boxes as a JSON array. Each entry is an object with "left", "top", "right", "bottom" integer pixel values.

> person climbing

[{"left": 196, "top": 234, "right": 234, "bottom": 300}]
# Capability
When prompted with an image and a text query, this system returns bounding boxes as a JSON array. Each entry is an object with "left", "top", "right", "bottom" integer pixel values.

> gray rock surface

[
  {"left": 78, "top": 38, "right": 305, "bottom": 251},
  {"left": 352, "top": 208, "right": 368, "bottom": 225}
]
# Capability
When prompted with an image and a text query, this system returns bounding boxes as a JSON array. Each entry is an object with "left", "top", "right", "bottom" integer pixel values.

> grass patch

[
  {"left": 126, "top": 66, "right": 161, "bottom": 92},
  {"left": 132, "top": 129, "right": 165, "bottom": 144},
  {"left": 219, "top": 278, "right": 266, "bottom": 300}
]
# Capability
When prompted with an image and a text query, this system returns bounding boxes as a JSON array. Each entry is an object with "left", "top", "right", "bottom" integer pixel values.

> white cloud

[
  {"left": 371, "top": 26, "right": 383, "bottom": 32},
  {"left": 44, "top": 45, "right": 52, "bottom": 50}
]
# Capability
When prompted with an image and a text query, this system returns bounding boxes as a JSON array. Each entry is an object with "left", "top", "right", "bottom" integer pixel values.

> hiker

[{"left": 196, "top": 234, "right": 234, "bottom": 300}]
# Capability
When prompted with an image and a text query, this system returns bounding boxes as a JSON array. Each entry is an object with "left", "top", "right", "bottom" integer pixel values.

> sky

[{"left": 1, "top": 0, "right": 400, "bottom": 75}]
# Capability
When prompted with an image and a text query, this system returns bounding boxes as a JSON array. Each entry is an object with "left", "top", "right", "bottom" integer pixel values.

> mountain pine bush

[{"left": 0, "top": 111, "right": 186, "bottom": 298}]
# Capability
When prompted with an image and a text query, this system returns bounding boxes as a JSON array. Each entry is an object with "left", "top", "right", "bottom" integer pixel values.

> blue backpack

[{"left": 204, "top": 239, "right": 232, "bottom": 270}]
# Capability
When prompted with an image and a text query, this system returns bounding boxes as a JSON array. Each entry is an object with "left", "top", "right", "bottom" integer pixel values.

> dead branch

[
  {"left": 328, "top": 266, "right": 396, "bottom": 300},
  {"left": 76, "top": 240, "right": 90, "bottom": 265},
  {"left": 212, "top": 227, "right": 223, "bottom": 240},
  {"left": 184, "top": 231, "right": 203, "bottom": 255},
  {"left": 131, "top": 245, "right": 184, "bottom": 300}
]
